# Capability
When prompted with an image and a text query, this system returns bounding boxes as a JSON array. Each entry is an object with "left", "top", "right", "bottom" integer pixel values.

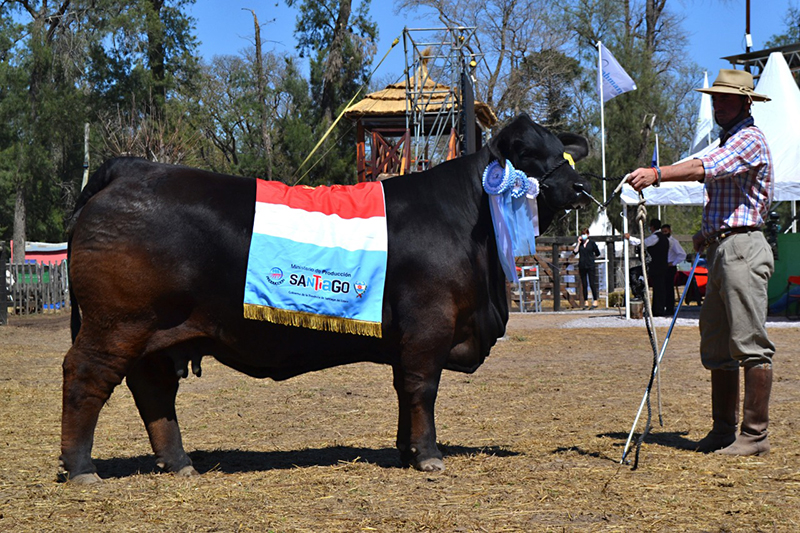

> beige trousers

[{"left": 700, "top": 231, "right": 775, "bottom": 370}]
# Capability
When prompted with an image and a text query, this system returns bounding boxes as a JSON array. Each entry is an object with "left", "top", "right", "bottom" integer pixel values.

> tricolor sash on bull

[
  {"left": 244, "top": 180, "right": 387, "bottom": 338},
  {"left": 483, "top": 160, "right": 540, "bottom": 283}
]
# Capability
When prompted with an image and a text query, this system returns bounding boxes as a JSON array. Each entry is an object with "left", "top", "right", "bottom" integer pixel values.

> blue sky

[{"left": 188, "top": 0, "right": 795, "bottom": 86}]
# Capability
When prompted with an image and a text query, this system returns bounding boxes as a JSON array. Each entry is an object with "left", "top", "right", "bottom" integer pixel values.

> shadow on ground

[
  {"left": 92, "top": 444, "right": 520, "bottom": 479},
  {"left": 550, "top": 430, "right": 697, "bottom": 464}
]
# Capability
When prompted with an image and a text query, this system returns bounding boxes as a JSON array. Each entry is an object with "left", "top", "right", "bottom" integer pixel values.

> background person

[
  {"left": 624, "top": 218, "right": 669, "bottom": 316},
  {"left": 627, "top": 69, "right": 774, "bottom": 457},
  {"left": 661, "top": 224, "right": 687, "bottom": 315},
  {"left": 573, "top": 228, "right": 601, "bottom": 309}
]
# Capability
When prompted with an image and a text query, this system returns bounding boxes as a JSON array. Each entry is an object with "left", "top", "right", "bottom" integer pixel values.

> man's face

[
  {"left": 712, "top": 93, "right": 748, "bottom": 127},
  {"left": 662, "top": 227, "right": 671, "bottom": 237}
]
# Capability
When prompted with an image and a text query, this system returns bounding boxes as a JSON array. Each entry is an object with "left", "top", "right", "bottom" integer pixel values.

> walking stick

[{"left": 620, "top": 252, "right": 703, "bottom": 464}]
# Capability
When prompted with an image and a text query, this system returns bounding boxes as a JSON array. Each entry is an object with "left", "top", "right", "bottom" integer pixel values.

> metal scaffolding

[
  {"left": 722, "top": 42, "right": 800, "bottom": 78},
  {"left": 402, "top": 26, "right": 483, "bottom": 171}
]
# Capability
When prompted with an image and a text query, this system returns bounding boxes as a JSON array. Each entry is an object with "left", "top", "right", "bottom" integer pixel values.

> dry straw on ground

[{"left": 1, "top": 312, "right": 799, "bottom": 531}]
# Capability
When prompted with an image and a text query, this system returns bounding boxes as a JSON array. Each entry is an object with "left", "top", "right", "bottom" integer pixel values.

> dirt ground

[{"left": 1, "top": 311, "right": 799, "bottom": 532}]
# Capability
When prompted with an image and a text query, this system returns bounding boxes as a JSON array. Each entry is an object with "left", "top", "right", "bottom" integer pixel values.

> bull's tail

[
  {"left": 68, "top": 158, "right": 133, "bottom": 234},
  {"left": 68, "top": 238, "right": 80, "bottom": 343},
  {"left": 67, "top": 157, "right": 140, "bottom": 342}
]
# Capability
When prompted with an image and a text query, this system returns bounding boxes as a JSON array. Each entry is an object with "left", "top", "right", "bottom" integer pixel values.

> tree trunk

[
  {"left": 12, "top": 184, "right": 26, "bottom": 265},
  {"left": 320, "top": 0, "right": 352, "bottom": 124},
  {"left": 248, "top": 9, "right": 274, "bottom": 181},
  {"left": 645, "top": 0, "right": 666, "bottom": 54},
  {"left": 147, "top": 0, "right": 167, "bottom": 116}
]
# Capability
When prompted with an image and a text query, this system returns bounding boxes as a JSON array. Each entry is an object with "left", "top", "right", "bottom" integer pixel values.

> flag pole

[
  {"left": 705, "top": 72, "right": 712, "bottom": 147},
  {"left": 598, "top": 41, "right": 607, "bottom": 205}
]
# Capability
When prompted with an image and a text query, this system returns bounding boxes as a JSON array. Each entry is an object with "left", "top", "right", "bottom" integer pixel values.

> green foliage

[
  {"left": 0, "top": 0, "right": 199, "bottom": 244},
  {"left": 765, "top": 5, "right": 800, "bottom": 48},
  {"left": 286, "top": 0, "right": 378, "bottom": 185},
  {"left": 555, "top": 0, "right": 702, "bottom": 237},
  {"left": 2, "top": 0, "right": 799, "bottom": 246},
  {"left": 517, "top": 49, "right": 582, "bottom": 130},
  {"left": 84, "top": 0, "right": 199, "bottom": 114}
]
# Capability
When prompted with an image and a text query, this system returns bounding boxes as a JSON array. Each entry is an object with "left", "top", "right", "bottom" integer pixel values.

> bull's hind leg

[
  {"left": 126, "top": 352, "right": 196, "bottom": 476},
  {"left": 60, "top": 342, "right": 127, "bottom": 483},
  {"left": 392, "top": 359, "right": 445, "bottom": 472}
]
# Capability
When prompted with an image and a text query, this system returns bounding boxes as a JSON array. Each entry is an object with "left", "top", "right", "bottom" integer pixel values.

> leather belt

[{"left": 706, "top": 226, "right": 758, "bottom": 245}]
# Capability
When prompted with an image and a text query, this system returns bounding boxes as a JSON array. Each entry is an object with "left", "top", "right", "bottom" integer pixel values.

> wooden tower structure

[{"left": 344, "top": 27, "right": 497, "bottom": 182}]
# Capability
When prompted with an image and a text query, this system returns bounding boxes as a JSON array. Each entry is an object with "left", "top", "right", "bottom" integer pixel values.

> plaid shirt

[{"left": 698, "top": 117, "right": 773, "bottom": 237}]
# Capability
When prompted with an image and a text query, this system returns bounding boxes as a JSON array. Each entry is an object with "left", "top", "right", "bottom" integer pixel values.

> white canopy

[
  {"left": 690, "top": 71, "right": 714, "bottom": 154},
  {"left": 621, "top": 51, "right": 800, "bottom": 205}
]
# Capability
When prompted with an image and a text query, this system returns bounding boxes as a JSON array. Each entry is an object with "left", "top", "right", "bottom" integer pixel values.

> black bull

[{"left": 60, "top": 114, "right": 591, "bottom": 483}]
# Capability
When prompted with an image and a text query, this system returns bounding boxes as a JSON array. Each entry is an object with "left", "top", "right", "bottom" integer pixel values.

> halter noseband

[{"left": 538, "top": 157, "right": 571, "bottom": 184}]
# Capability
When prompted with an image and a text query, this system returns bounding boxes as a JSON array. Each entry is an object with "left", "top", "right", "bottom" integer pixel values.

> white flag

[
  {"left": 691, "top": 71, "right": 715, "bottom": 153},
  {"left": 598, "top": 42, "right": 637, "bottom": 103}
]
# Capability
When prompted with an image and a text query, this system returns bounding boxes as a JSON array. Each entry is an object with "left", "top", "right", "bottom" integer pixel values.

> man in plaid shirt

[{"left": 628, "top": 69, "right": 774, "bottom": 457}]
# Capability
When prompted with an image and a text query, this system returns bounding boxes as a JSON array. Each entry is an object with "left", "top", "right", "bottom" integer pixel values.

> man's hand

[
  {"left": 692, "top": 231, "right": 706, "bottom": 253},
  {"left": 627, "top": 167, "right": 658, "bottom": 191}
]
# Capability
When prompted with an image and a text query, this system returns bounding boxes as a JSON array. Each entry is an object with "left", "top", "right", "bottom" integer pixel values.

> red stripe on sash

[{"left": 255, "top": 180, "right": 385, "bottom": 219}]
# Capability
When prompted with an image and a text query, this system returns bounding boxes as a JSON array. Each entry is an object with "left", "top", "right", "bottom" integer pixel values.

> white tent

[
  {"left": 618, "top": 52, "right": 800, "bottom": 316},
  {"left": 690, "top": 71, "right": 714, "bottom": 155},
  {"left": 621, "top": 51, "right": 800, "bottom": 206}
]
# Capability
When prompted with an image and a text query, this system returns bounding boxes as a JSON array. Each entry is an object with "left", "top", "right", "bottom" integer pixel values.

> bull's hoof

[
  {"left": 176, "top": 465, "right": 199, "bottom": 477},
  {"left": 414, "top": 457, "right": 445, "bottom": 472},
  {"left": 69, "top": 472, "right": 103, "bottom": 484}
]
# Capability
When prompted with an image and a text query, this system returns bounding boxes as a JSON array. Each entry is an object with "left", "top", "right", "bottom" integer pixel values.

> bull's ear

[
  {"left": 558, "top": 133, "right": 589, "bottom": 163},
  {"left": 488, "top": 130, "right": 507, "bottom": 168}
]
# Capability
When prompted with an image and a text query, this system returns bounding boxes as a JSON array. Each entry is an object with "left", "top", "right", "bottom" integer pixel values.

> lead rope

[{"left": 631, "top": 192, "right": 662, "bottom": 469}]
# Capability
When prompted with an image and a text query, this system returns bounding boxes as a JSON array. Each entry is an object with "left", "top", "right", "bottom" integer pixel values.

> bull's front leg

[
  {"left": 392, "top": 357, "right": 445, "bottom": 472},
  {"left": 126, "top": 352, "right": 196, "bottom": 477}
]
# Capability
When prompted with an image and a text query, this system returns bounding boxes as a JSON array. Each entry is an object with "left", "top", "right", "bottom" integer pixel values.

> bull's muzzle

[{"left": 570, "top": 182, "right": 596, "bottom": 209}]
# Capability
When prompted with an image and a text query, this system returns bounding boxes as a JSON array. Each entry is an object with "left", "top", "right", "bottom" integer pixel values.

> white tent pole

[
  {"left": 793, "top": 201, "right": 797, "bottom": 233},
  {"left": 655, "top": 133, "right": 661, "bottom": 221},
  {"left": 598, "top": 41, "right": 607, "bottom": 205},
  {"left": 623, "top": 203, "right": 630, "bottom": 319}
]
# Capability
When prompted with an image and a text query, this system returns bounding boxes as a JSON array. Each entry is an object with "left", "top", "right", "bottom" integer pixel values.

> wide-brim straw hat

[{"left": 695, "top": 69, "right": 771, "bottom": 102}]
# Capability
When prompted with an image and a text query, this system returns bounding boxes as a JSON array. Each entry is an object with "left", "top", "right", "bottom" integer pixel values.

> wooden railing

[{"left": 4, "top": 260, "right": 70, "bottom": 318}]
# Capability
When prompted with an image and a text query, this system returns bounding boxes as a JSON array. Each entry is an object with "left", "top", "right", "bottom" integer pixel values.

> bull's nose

[
  {"left": 571, "top": 182, "right": 601, "bottom": 208},
  {"left": 573, "top": 182, "right": 592, "bottom": 194}
]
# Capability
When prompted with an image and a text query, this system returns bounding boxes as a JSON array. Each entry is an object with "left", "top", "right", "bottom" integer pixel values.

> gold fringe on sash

[{"left": 244, "top": 303, "right": 382, "bottom": 338}]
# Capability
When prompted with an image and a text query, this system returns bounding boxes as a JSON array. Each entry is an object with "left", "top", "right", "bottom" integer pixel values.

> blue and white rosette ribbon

[{"left": 482, "top": 160, "right": 540, "bottom": 283}]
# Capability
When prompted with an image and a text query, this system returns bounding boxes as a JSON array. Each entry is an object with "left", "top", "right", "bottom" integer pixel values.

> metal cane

[{"left": 620, "top": 252, "right": 703, "bottom": 464}]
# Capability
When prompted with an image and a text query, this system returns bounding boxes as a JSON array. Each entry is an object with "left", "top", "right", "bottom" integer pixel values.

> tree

[
  {"left": 0, "top": 0, "right": 200, "bottom": 260},
  {"left": 0, "top": 1, "right": 90, "bottom": 259},
  {"left": 84, "top": 0, "right": 200, "bottom": 162},
  {"left": 395, "top": 0, "right": 578, "bottom": 126},
  {"left": 766, "top": 4, "right": 800, "bottom": 48},
  {"left": 84, "top": 0, "right": 199, "bottom": 116},
  {"left": 286, "top": 0, "right": 377, "bottom": 184},
  {"left": 564, "top": 0, "right": 701, "bottom": 237},
  {"left": 190, "top": 51, "right": 308, "bottom": 180}
]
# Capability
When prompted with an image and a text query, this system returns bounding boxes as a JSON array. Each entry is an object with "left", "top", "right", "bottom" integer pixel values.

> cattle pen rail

[
  {"left": 511, "top": 235, "right": 624, "bottom": 312},
  {"left": 2, "top": 253, "right": 69, "bottom": 324}
]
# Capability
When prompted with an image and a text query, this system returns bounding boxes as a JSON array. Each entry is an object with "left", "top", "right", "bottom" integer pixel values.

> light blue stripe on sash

[{"left": 244, "top": 233, "right": 387, "bottom": 323}]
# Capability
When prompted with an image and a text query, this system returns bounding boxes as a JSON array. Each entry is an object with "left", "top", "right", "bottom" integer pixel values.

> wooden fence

[
  {"left": 509, "top": 235, "right": 624, "bottom": 312},
  {"left": 4, "top": 260, "right": 70, "bottom": 318}
]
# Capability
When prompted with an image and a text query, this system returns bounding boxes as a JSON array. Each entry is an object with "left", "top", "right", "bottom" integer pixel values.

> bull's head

[{"left": 488, "top": 114, "right": 591, "bottom": 231}]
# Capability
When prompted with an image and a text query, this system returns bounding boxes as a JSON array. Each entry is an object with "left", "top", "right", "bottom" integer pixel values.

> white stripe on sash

[{"left": 253, "top": 202, "right": 387, "bottom": 252}]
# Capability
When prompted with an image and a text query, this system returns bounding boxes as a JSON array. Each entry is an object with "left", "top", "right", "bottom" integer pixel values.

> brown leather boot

[
  {"left": 716, "top": 364, "right": 772, "bottom": 457},
  {"left": 694, "top": 369, "right": 739, "bottom": 453}
]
